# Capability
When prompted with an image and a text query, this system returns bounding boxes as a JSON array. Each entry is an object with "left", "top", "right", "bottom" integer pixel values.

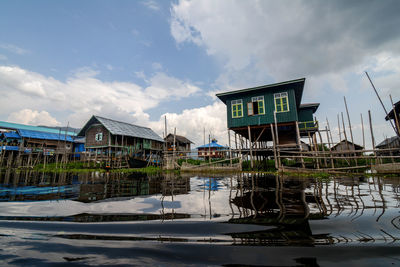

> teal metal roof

[
  {"left": 216, "top": 78, "right": 306, "bottom": 108},
  {"left": 0, "top": 121, "right": 77, "bottom": 136}
]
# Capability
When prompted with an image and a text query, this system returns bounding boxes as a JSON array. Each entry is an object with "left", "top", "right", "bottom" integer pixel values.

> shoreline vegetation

[{"left": 0, "top": 160, "right": 398, "bottom": 178}]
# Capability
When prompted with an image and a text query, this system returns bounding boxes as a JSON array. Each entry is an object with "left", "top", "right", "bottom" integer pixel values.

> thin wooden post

[
  {"left": 248, "top": 126, "right": 254, "bottom": 169},
  {"left": 366, "top": 71, "right": 398, "bottom": 136},
  {"left": 228, "top": 129, "right": 232, "bottom": 166},
  {"left": 317, "top": 129, "right": 327, "bottom": 168},
  {"left": 390, "top": 94, "right": 400, "bottom": 136},
  {"left": 295, "top": 121, "right": 305, "bottom": 168},
  {"left": 270, "top": 124, "right": 278, "bottom": 170},
  {"left": 337, "top": 114, "right": 342, "bottom": 142},
  {"left": 368, "top": 110, "right": 377, "bottom": 164},
  {"left": 313, "top": 133, "right": 320, "bottom": 169},
  {"left": 208, "top": 134, "right": 211, "bottom": 164},
  {"left": 326, "top": 126, "right": 335, "bottom": 169},
  {"left": 344, "top": 97, "right": 355, "bottom": 144},
  {"left": 360, "top": 113, "right": 365, "bottom": 149},
  {"left": 273, "top": 111, "right": 281, "bottom": 168},
  {"left": 173, "top": 127, "right": 176, "bottom": 165},
  {"left": 344, "top": 97, "right": 358, "bottom": 166}
]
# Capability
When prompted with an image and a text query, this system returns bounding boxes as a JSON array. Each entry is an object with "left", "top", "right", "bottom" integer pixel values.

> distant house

[
  {"left": 164, "top": 133, "right": 193, "bottom": 156},
  {"left": 385, "top": 100, "right": 400, "bottom": 136},
  {"left": 331, "top": 140, "right": 364, "bottom": 156},
  {"left": 216, "top": 78, "right": 319, "bottom": 149},
  {"left": 77, "top": 115, "right": 164, "bottom": 161},
  {"left": 197, "top": 139, "right": 227, "bottom": 159},
  {"left": 376, "top": 136, "right": 400, "bottom": 156},
  {"left": 0, "top": 121, "right": 76, "bottom": 154}
]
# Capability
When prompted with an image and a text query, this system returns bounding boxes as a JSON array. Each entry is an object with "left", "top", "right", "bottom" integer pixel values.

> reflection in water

[
  {"left": 0, "top": 170, "right": 399, "bottom": 266},
  {"left": 229, "top": 173, "right": 399, "bottom": 245}
]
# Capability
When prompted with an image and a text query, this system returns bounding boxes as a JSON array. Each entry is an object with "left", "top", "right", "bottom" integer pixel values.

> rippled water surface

[{"left": 0, "top": 170, "right": 399, "bottom": 266}]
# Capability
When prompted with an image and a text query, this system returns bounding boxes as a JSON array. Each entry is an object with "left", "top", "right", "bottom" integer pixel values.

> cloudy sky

[{"left": 0, "top": 0, "right": 399, "bottom": 148}]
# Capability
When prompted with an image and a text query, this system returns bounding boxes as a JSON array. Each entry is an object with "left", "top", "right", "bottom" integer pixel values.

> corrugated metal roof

[
  {"left": 18, "top": 129, "right": 74, "bottom": 142},
  {"left": 0, "top": 121, "right": 77, "bottom": 136},
  {"left": 3, "top": 131, "right": 21, "bottom": 139},
  {"left": 165, "top": 134, "right": 193, "bottom": 144},
  {"left": 197, "top": 140, "right": 227, "bottom": 149},
  {"left": 376, "top": 136, "right": 400, "bottom": 148},
  {"left": 78, "top": 115, "right": 163, "bottom": 142}
]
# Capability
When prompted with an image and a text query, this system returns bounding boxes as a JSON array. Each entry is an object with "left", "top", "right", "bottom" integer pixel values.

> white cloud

[
  {"left": 8, "top": 109, "right": 60, "bottom": 126},
  {"left": 0, "top": 43, "right": 29, "bottom": 55},
  {"left": 152, "top": 62, "right": 162, "bottom": 70},
  {"left": 170, "top": 0, "right": 400, "bottom": 83},
  {"left": 145, "top": 72, "right": 201, "bottom": 100},
  {"left": 148, "top": 101, "right": 227, "bottom": 146},
  {"left": 0, "top": 65, "right": 202, "bottom": 130},
  {"left": 141, "top": 0, "right": 160, "bottom": 11}
]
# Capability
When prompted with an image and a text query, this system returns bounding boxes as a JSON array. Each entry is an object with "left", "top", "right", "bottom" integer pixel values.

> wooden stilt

[
  {"left": 270, "top": 124, "right": 278, "bottom": 170},
  {"left": 325, "top": 126, "right": 335, "bottom": 168},
  {"left": 248, "top": 126, "right": 254, "bottom": 169},
  {"left": 273, "top": 111, "right": 281, "bottom": 168},
  {"left": 228, "top": 129, "right": 232, "bottom": 166},
  {"left": 368, "top": 110, "right": 377, "bottom": 164},
  {"left": 295, "top": 121, "right": 305, "bottom": 168}
]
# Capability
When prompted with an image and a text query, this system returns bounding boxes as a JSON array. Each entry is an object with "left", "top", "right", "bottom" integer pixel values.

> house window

[
  {"left": 231, "top": 99, "right": 243, "bottom": 118},
  {"left": 274, "top": 92, "right": 289, "bottom": 112},
  {"left": 248, "top": 96, "right": 265, "bottom": 116},
  {"left": 95, "top": 133, "right": 103, "bottom": 141}
]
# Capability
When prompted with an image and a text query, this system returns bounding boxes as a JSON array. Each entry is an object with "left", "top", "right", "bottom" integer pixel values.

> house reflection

[{"left": 228, "top": 173, "right": 400, "bottom": 245}]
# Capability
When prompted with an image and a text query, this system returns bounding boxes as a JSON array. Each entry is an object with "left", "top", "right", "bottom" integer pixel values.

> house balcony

[{"left": 299, "top": 120, "right": 318, "bottom": 134}]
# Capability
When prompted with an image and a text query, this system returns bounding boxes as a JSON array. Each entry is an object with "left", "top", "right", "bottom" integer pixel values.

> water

[{"left": 0, "top": 170, "right": 399, "bottom": 266}]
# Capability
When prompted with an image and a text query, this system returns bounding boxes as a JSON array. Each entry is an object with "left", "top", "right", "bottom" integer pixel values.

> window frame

[
  {"left": 274, "top": 92, "right": 289, "bottom": 113},
  {"left": 250, "top": 96, "right": 265, "bottom": 115},
  {"left": 95, "top": 132, "right": 103, "bottom": 141},
  {"left": 231, "top": 99, "right": 243, "bottom": 118}
]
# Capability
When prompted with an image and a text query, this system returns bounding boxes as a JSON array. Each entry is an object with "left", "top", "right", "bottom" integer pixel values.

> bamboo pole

[
  {"left": 344, "top": 97, "right": 358, "bottom": 166},
  {"left": 228, "top": 129, "right": 232, "bottom": 166},
  {"left": 344, "top": 97, "right": 355, "bottom": 145},
  {"left": 247, "top": 126, "right": 254, "bottom": 169},
  {"left": 337, "top": 114, "right": 342, "bottom": 142},
  {"left": 317, "top": 129, "right": 327, "bottom": 168},
  {"left": 270, "top": 124, "right": 278, "bottom": 169},
  {"left": 368, "top": 110, "right": 377, "bottom": 164},
  {"left": 273, "top": 111, "right": 281, "bottom": 168},
  {"left": 390, "top": 94, "right": 400, "bottom": 136},
  {"left": 173, "top": 127, "right": 176, "bottom": 165},
  {"left": 295, "top": 121, "right": 305, "bottom": 168},
  {"left": 326, "top": 126, "right": 335, "bottom": 168},
  {"left": 365, "top": 71, "right": 398, "bottom": 136},
  {"left": 208, "top": 134, "right": 211, "bottom": 164},
  {"left": 360, "top": 113, "right": 365, "bottom": 149}
]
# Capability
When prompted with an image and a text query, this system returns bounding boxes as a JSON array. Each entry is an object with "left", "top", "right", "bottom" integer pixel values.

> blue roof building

[
  {"left": 0, "top": 121, "right": 77, "bottom": 136},
  {"left": 197, "top": 139, "right": 228, "bottom": 159}
]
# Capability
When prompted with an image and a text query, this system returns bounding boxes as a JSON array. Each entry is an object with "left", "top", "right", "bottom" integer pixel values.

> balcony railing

[{"left": 299, "top": 120, "right": 318, "bottom": 131}]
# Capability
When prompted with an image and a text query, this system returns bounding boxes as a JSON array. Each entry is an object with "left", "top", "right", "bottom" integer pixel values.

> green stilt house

[{"left": 216, "top": 78, "right": 319, "bottom": 153}]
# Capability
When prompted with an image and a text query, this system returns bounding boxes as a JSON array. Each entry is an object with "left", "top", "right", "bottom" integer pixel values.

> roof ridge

[
  {"left": 94, "top": 115, "right": 151, "bottom": 130},
  {"left": 216, "top": 77, "right": 305, "bottom": 97}
]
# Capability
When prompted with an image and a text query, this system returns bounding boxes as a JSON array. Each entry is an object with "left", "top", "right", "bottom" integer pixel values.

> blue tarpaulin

[
  {"left": 3, "top": 131, "right": 21, "bottom": 139},
  {"left": 18, "top": 129, "right": 74, "bottom": 142},
  {"left": 0, "top": 146, "right": 19, "bottom": 151}
]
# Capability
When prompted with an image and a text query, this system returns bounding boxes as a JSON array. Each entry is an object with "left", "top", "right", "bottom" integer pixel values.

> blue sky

[{"left": 0, "top": 0, "right": 399, "bottom": 148}]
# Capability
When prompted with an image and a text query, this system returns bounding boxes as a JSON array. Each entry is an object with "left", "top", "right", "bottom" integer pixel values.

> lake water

[{"left": 0, "top": 170, "right": 399, "bottom": 266}]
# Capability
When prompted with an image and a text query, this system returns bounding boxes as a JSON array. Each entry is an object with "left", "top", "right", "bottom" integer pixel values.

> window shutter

[{"left": 247, "top": 102, "right": 253, "bottom": 116}]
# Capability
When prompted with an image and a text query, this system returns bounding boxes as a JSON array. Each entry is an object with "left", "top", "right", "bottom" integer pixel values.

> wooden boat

[{"left": 128, "top": 157, "right": 148, "bottom": 168}]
